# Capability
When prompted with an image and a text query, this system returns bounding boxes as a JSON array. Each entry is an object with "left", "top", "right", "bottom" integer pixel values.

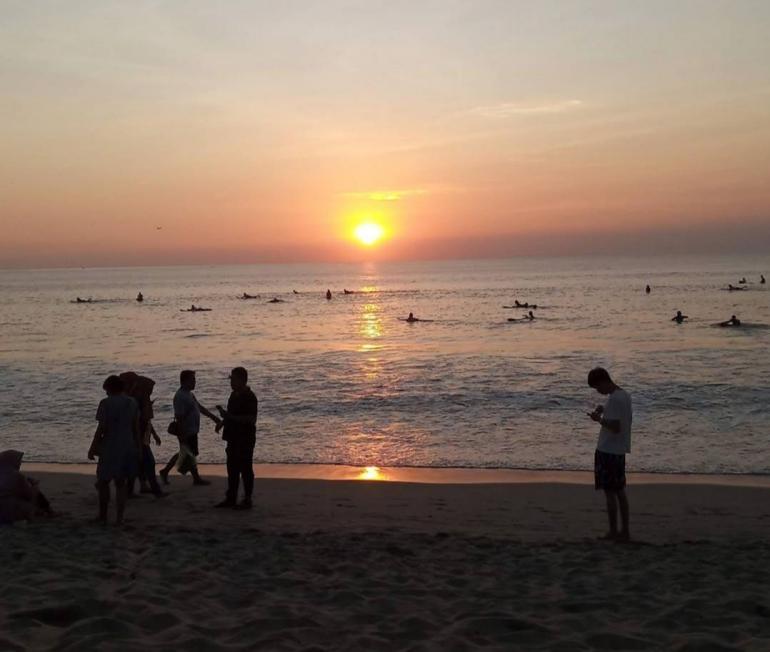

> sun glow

[
  {"left": 358, "top": 466, "right": 385, "bottom": 480},
  {"left": 354, "top": 222, "right": 384, "bottom": 246}
]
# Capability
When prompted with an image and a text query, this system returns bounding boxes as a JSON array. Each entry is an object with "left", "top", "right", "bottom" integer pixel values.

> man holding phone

[
  {"left": 587, "top": 367, "right": 633, "bottom": 542},
  {"left": 215, "top": 367, "right": 259, "bottom": 510}
]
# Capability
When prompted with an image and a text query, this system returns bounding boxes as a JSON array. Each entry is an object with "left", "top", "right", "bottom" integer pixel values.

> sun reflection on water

[{"left": 358, "top": 466, "right": 385, "bottom": 480}]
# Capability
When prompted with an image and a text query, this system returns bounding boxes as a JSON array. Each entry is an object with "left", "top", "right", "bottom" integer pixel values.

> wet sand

[{"left": 1, "top": 467, "right": 769, "bottom": 651}]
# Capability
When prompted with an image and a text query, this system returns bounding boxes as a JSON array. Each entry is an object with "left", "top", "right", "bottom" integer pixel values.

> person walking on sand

[
  {"left": 587, "top": 367, "right": 632, "bottom": 542},
  {"left": 120, "top": 372, "right": 166, "bottom": 498},
  {"left": 215, "top": 367, "right": 258, "bottom": 510},
  {"left": 159, "top": 370, "right": 220, "bottom": 486},
  {"left": 88, "top": 375, "right": 141, "bottom": 525}
]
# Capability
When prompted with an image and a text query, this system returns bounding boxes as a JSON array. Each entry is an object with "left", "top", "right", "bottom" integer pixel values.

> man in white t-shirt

[
  {"left": 159, "top": 370, "right": 221, "bottom": 486},
  {"left": 587, "top": 367, "right": 632, "bottom": 542}
]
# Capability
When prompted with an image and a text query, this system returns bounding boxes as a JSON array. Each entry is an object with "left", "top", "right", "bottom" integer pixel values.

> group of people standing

[
  {"left": 3, "top": 364, "right": 632, "bottom": 542},
  {"left": 88, "top": 366, "right": 258, "bottom": 524}
]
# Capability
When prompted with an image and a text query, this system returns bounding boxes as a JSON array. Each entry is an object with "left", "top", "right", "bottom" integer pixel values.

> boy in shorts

[{"left": 587, "top": 367, "right": 632, "bottom": 542}]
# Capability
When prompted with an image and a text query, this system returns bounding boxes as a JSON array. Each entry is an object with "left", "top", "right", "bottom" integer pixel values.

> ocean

[{"left": 1, "top": 255, "right": 768, "bottom": 474}]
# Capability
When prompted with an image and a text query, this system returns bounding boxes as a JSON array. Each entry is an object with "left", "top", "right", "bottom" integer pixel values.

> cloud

[
  {"left": 469, "top": 99, "right": 584, "bottom": 118},
  {"left": 340, "top": 188, "right": 430, "bottom": 201}
]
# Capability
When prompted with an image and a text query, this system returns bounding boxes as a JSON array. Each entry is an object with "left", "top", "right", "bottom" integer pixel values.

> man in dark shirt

[{"left": 215, "top": 367, "right": 258, "bottom": 510}]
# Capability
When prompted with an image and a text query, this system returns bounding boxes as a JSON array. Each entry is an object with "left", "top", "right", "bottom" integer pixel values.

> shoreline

[{"left": 22, "top": 462, "right": 770, "bottom": 487}]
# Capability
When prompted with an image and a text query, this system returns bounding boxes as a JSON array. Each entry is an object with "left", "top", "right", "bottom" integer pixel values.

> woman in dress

[{"left": 88, "top": 375, "right": 140, "bottom": 524}]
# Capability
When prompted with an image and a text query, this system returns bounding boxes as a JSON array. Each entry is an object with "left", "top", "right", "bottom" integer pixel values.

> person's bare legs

[
  {"left": 115, "top": 479, "right": 127, "bottom": 525},
  {"left": 602, "top": 490, "right": 618, "bottom": 539},
  {"left": 97, "top": 481, "right": 110, "bottom": 524},
  {"left": 159, "top": 453, "right": 178, "bottom": 484},
  {"left": 191, "top": 464, "right": 210, "bottom": 486},
  {"left": 616, "top": 489, "right": 630, "bottom": 542}
]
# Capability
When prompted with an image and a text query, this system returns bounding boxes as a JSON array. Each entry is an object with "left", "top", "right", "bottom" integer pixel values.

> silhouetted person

[
  {"left": 720, "top": 315, "right": 741, "bottom": 327},
  {"left": 761, "top": 275, "right": 766, "bottom": 284},
  {"left": 406, "top": 312, "right": 418, "bottom": 322},
  {"left": 672, "top": 311, "right": 688, "bottom": 324},
  {"left": 76, "top": 297, "right": 92, "bottom": 303},
  {"left": 0, "top": 450, "right": 54, "bottom": 524},
  {"left": 88, "top": 375, "right": 140, "bottom": 525},
  {"left": 525, "top": 310, "right": 535, "bottom": 320},
  {"left": 242, "top": 293, "right": 258, "bottom": 299},
  {"left": 120, "top": 372, "right": 165, "bottom": 498},
  {"left": 645, "top": 285, "right": 651, "bottom": 294},
  {"left": 268, "top": 298, "right": 283, "bottom": 303},
  {"left": 215, "top": 367, "right": 258, "bottom": 510},
  {"left": 159, "top": 370, "right": 220, "bottom": 486},
  {"left": 739, "top": 277, "right": 747, "bottom": 284},
  {"left": 587, "top": 367, "right": 632, "bottom": 543},
  {"left": 728, "top": 285, "right": 745, "bottom": 292},
  {"left": 136, "top": 292, "right": 144, "bottom": 302},
  {"left": 326, "top": 289, "right": 332, "bottom": 300}
]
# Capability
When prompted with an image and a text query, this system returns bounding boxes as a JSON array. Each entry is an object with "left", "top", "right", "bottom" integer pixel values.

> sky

[{"left": 1, "top": 0, "right": 769, "bottom": 267}]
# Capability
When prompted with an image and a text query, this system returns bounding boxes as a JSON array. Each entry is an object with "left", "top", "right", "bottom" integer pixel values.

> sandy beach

[{"left": 1, "top": 466, "right": 769, "bottom": 651}]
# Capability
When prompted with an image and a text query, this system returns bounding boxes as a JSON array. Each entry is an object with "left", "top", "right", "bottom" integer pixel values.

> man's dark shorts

[{"left": 594, "top": 450, "right": 626, "bottom": 492}]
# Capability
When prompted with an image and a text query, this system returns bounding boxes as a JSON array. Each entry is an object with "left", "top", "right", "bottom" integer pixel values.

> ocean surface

[{"left": 1, "top": 256, "right": 769, "bottom": 474}]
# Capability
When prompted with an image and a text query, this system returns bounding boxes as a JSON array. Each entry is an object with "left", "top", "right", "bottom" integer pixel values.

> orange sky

[{"left": 1, "top": 2, "right": 769, "bottom": 267}]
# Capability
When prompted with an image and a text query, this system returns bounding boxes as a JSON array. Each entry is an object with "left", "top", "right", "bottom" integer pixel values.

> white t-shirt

[
  {"left": 173, "top": 388, "right": 200, "bottom": 437},
  {"left": 596, "top": 388, "right": 632, "bottom": 455}
]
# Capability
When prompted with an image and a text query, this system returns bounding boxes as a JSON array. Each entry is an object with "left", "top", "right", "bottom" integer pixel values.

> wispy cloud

[
  {"left": 469, "top": 99, "right": 584, "bottom": 118},
  {"left": 340, "top": 188, "right": 430, "bottom": 201}
]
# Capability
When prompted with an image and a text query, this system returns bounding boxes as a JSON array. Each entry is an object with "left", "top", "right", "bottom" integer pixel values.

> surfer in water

[
  {"left": 242, "top": 293, "right": 258, "bottom": 299},
  {"left": 75, "top": 297, "right": 92, "bottom": 303},
  {"left": 136, "top": 292, "right": 144, "bottom": 302},
  {"left": 402, "top": 312, "right": 433, "bottom": 323},
  {"left": 268, "top": 298, "right": 283, "bottom": 303},
  {"left": 326, "top": 289, "right": 332, "bottom": 300},
  {"left": 645, "top": 285, "right": 651, "bottom": 294},
  {"left": 728, "top": 284, "right": 746, "bottom": 291},
  {"left": 739, "top": 277, "right": 747, "bottom": 284},
  {"left": 720, "top": 315, "right": 741, "bottom": 327},
  {"left": 525, "top": 310, "right": 535, "bottom": 321},
  {"left": 672, "top": 310, "right": 688, "bottom": 324},
  {"left": 761, "top": 275, "right": 766, "bottom": 284}
]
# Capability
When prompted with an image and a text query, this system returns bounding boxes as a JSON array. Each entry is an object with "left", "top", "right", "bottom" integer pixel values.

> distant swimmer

[
  {"left": 761, "top": 275, "right": 766, "bottom": 284},
  {"left": 326, "top": 289, "right": 332, "bottom": 300},
  {"left": 739, "top": 278, "right": 747, "bottom": 284},
  {"left": 671, "top": 310, "right": 688, "bottom": 324},
  {"left": 400, "top": 312, "right": 433, "bottom": 323},
  {"left": 512, "top": 300, "right": 537, "bottom": 309},
  {"left": 182, "top": 305, "right": 211, "bottom": 312},
  {"left": 645, "top": 285, "right": 651, "bottom": 294},
  {"left": 136, "top": 292, "right": 144, "bottom": 302},
  {"left": 728, "top": 284, "right": 746, "bottom": 291},
  {"left": 241, "top": 293, "right": 259, "bottom": 299},
  {"left": 75, "top": 297, "right": 92, "bottom": 303},
  {"left": 343, "top": 289, "right": 355, "bottom": 295},
  {"left": 267, "top": 298, "right": 284, "bottom": 303},
  {"left": 293, "top": 290, "right": 299, "bottom": 294},
  {"left": 719, "top": 315, "right": 741, "bottom": 327},
  {"left": 525, "top": 310, "right": 535, "bottom": 321}
]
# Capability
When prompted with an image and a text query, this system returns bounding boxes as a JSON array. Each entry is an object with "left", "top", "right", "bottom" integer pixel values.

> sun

[{"left": 354, "top": 222, "right": 384, "bottom": 246}]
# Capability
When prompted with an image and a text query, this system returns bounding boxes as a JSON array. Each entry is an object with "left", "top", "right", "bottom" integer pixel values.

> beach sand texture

[{"left": 2, "top": 470, "right": 769, "bottom": 651}]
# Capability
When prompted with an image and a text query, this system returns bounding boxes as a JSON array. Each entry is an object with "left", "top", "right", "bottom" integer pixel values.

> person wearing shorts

[{"left": 587, "top": 367, "right": 633, "bottom": 542}]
